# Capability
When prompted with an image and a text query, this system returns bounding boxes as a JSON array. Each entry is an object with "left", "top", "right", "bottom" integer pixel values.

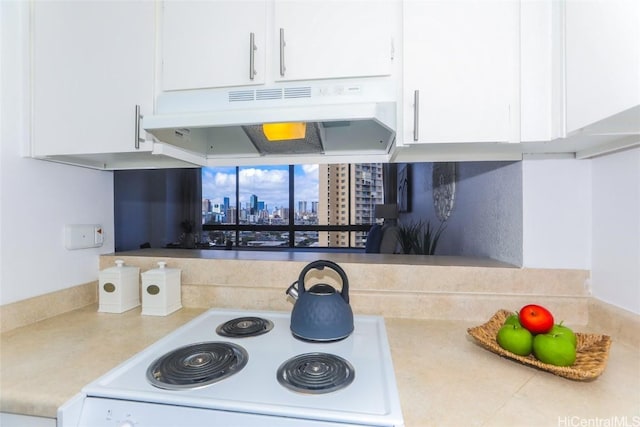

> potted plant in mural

[
  {"left": 180, "top": 219, "right": 196, "bottom": 249},
  {"left": 397, "top": 221, "right": 421, "bottom": 254},
  {"left": 397, "top": 220, "right": 446, "bottom": 255},
  {"left": 415, "top": 221, "right": 446, "bottom": 255}
]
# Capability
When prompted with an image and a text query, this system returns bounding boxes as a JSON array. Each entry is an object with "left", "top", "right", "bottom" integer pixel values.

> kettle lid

[{"left": 308, "top": 283, "right": 336, "bottom": 295}]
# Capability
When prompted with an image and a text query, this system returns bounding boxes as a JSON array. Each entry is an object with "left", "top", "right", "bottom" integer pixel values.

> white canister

[
  {"left": 98, "top": 259, "right": 140, "bottom": 313},
  {"left": 141, "top": 261, "right": 182, "bottom": 316}
]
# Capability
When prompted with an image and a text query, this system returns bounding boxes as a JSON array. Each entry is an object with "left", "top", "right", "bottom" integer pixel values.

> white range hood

[{"left": 142, "top": 79, "right": 397, "bottom": 166}]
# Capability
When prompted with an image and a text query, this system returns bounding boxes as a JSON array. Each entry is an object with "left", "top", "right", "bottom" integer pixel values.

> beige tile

[
  {"left": 386, "top": 317, "right": 639, "bottom": 427},
  {"left": 351, "top": 292, "right": 590, "bottom": 325},
  {"left": 0, "top": 282, "right": 97, "bottom": 333},
  {"left": 181, "top": 284, "right": 291, "bottom": 312},
  {"left": 588, "top": 299, "right": 640, "bottom": 349},
  {"left": 0, "top": 305, "right": 206, "bottom": 416},
  {"left": 104, "top": 254, "right": 593, "bottom": 324},
  {"left": 387, "top": 318, "right": 536, "bottom": 427},
  {"left": 492, "top": 350, "right": 640, "bottom": 425}
]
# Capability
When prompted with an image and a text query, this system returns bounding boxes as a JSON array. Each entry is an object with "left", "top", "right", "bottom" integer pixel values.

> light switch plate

[{"left": 65, "top": 224, "right": 103, "bottom": 250}]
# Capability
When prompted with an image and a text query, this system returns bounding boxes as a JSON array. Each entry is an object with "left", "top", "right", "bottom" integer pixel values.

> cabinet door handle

[
  {"left": 249, "top": 32, "right": 257, "bottom": 80},
  {"left": 279, "top": 28, "right": 286, "bottom": 77},
  {"left": 135, "top": 105, "right": 144, "bottom": 149},
  {"left": 413, "top": 90, "right": 420, "bottom": 141}
]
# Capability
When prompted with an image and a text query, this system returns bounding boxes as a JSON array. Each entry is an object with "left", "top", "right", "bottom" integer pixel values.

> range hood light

[
  {"left": 242, "top": 122, "right": 324, "bottom": 155},
  {"left": 262, "top": 122, "right": 307, "bottom": 141}
]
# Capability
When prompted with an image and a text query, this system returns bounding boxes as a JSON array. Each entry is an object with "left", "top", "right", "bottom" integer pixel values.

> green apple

[
  {"left": 550, "top": 323, "right": 577, "bottom": 348},
  {"left": 503, "top": 314, "right": 520, "bottom": 326},
  {"left": 533, "top": 332, "right": 577, "bottom": 366},
  {"left": 496, "top": 323, "right": 533, "bottom": 356}
]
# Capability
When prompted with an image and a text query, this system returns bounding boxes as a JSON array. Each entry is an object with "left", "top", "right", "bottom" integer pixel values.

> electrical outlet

[{"left": 65, "top": 224, "right": 104, "bottom": 250}]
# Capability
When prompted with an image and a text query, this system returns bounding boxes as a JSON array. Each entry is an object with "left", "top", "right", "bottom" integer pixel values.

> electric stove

[{"left": 57, "top": 308, "right": 404, "bottom": 427}]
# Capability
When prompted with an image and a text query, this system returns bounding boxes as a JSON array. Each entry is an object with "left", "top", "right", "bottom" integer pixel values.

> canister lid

[
  {"left": 101, "top": 259, "right": 139, "bottom": 274},
  {"left": 142, "top": 261, "right": 181, "bottom": 275}
]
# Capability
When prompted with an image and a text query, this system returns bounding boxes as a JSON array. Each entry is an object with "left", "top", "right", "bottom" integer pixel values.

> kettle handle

[{"left": 297, "top": 260, "right": 349, "bottom": 303}]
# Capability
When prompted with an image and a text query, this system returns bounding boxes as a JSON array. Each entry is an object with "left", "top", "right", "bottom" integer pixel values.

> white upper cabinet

[
  {"left": 160, "top": 0, "right": 395, "bottom": 91},
  {"left": 32, "top": 1, "right": 155, "bottom": 158},
  {"left": 565, "top": 0, "right": 640, "bottom": 133},
  {"left": 402, "top": 0, "right": 519, "bottom": 145},
  {"left": 161, "top": 1, "right": 267, "bottom": 91},
  {"left": 273, "top": 1, "right": 394, "bottom": 82}
]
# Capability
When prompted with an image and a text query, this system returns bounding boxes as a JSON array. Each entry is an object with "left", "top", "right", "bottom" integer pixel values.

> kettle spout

[{"left": 286, "top": 282, "right": 299, "bottom": 304}]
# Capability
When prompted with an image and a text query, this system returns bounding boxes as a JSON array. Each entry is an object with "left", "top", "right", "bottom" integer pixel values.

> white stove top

[{"left": 66, "top": 308, "right": 404, "bottom": 427}]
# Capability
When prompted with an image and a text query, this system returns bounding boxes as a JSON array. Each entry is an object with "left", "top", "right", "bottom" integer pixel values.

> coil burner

[
  {"left": 277, "top": 352, "right": 355, "bottom": 394},
  {"left": 147, "top": 342, "right": 248, "bottom": 390},
  {"left": 216, "top": 316, "right": 274, "bottom": 338}
]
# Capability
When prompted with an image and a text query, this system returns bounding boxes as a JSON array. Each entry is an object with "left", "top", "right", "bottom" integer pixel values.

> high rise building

[
  {"left": 202, "top": 199, "right": 213, "bottom": 224},
  {"left": 318, "top": 163, "right": 383, "bottom": 247},
  {"left": 227, "top": 206, "right": 237, "bottom": 224},
  {"left": 250, "top": 194, "right": 259, "bottom": 215}
]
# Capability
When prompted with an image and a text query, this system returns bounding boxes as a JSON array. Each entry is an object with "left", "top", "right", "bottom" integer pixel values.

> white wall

[
  {"left": 522, "top": 158, "right": 592, "bottom": 270},
  {"left": 0, "top": 1, "right": 114, "bottom": 305},
  {"left": 591, "top": 147, "right": 640, "bottom": 314},
  {"left": 523, "top": 152, "right": 640, "bottom": 315}
]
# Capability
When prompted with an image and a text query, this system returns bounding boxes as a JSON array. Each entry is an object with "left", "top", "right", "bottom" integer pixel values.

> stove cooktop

[{"left": 78, "top": 308, "right": 404, "bottom": 426}]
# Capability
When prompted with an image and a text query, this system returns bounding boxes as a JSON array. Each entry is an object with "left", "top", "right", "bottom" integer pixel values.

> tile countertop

[{"left": 1, "top": 305, "right": 639, "bottom": 426}]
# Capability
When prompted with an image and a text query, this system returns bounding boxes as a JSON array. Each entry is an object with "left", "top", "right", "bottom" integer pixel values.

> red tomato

[{"left": 518, "top": 304, "right": 554, "bottom": 334}]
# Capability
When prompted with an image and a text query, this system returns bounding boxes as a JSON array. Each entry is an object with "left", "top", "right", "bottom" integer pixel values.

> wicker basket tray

[{"left": 467, "top": 309, "right": 612, "bottom": 380}]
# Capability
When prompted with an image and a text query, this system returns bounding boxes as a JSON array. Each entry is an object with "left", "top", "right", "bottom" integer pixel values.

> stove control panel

[
  {"left": 105, "top": 409, "right": 135, "bottom": 427},
  {"left": 63, "top": 397, "right": 369, "bottom": 427}
]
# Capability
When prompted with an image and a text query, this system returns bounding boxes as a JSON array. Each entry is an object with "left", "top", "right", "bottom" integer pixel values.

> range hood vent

[
  {"left": 284, "top": 86, "right": 312, "bottom": 99},
  {"left": 228, "top": 86, "right": 313, "bottom": 103},
  {"left": 256, "top": 89, "right": 282, "bottom": 100},
  {"left": 229, "top": 90, "right": 255, "bottom": 102}
]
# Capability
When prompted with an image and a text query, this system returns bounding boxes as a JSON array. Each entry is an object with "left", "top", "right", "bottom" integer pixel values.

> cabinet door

[
  {"left": 161, "top": 1, "right": 267, "bottom": 91},
  {"left": 273, "top": 0, "right": 395, "bottom": 81},
  {"left": 520, "top": 0, "right": 565, "bottom": 142},
  {"left": 32, "top": 1, "right": 154, "bottom": 156},
  {"left": 566, "top": 0, "right": 640, "bottom": 133},
  {"left": 402, "top": 0, "right": 519, "bottom": 144}
]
